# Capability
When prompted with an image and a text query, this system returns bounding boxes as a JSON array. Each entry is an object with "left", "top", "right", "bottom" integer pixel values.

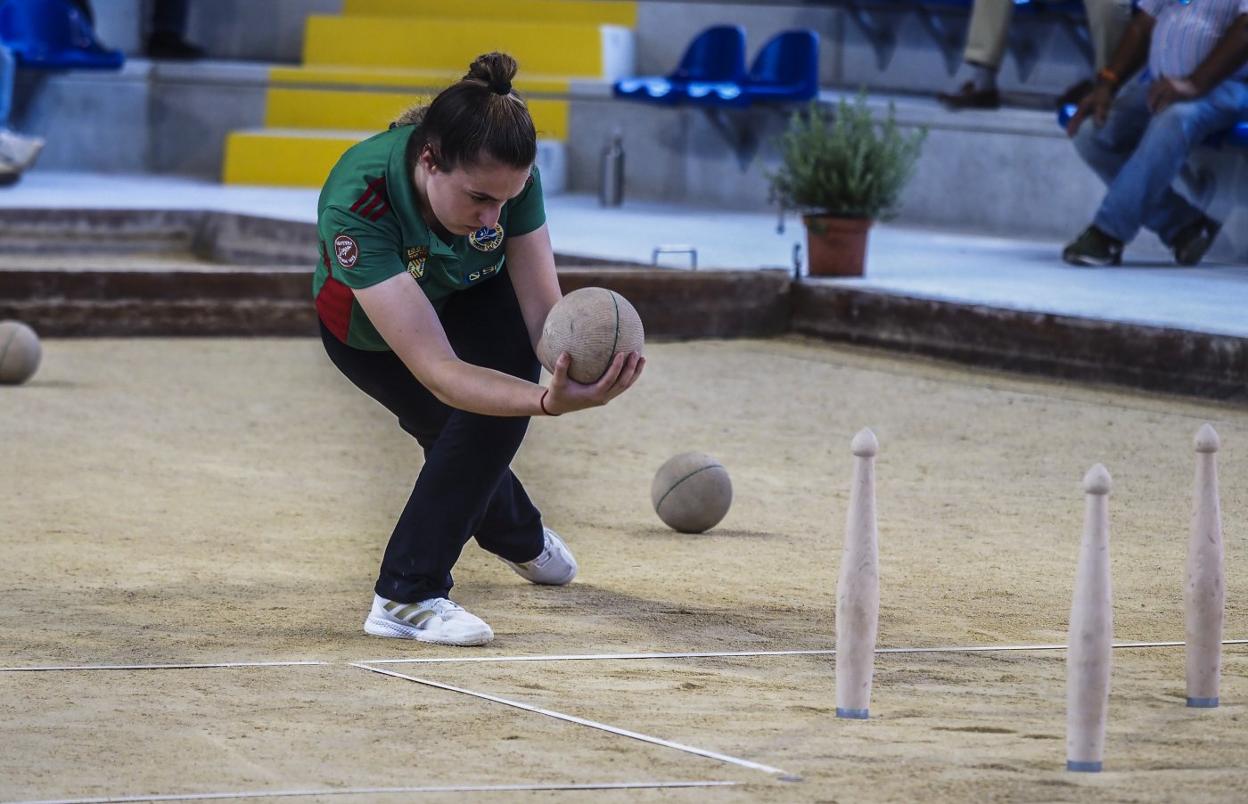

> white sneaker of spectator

[{"left": 0, "top": 129, "right": 46, "bottom": 172}]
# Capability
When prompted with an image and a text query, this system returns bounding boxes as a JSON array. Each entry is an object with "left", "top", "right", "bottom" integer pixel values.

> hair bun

[{"left": 466, "top": 52, "right": 517, "bottom": 96}]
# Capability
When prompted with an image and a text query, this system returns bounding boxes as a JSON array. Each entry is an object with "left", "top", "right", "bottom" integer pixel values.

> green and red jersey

[{"left": 313, "top": 125, "right": 546, "bottom": 351}]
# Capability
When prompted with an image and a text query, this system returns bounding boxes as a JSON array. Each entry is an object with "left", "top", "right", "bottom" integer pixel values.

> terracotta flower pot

[{"left": 803, "top": 214, "right": 873, "bottom": 277}]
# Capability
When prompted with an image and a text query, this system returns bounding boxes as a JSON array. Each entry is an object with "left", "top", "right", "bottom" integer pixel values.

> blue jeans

[
  {"left": 1072, "top": 76, "right": 1248, "bottom": 245},
  {"left": 0, "top": 44, "right": 13, "bottom": 128}
]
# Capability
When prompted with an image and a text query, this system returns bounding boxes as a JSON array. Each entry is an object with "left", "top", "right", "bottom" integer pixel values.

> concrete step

[
  {"left": 342, "top": 0, "right": 637, "bottom": 26},
  {"left": 224, "top": 128, "right": 568, "bottom": 190},
  {"left": 302, "top": 15, "right": 635, "bottom": 80},
  {"left": 263, "top": 87, "right": 569, "bottom": 138}
]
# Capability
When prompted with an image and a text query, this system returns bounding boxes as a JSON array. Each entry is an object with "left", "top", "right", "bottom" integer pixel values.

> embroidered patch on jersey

[
  {"left": 334, "top": 234, "right": 359, "bottom": 269},
  {"left": 405, "top": 246, "right": 428, "bottom": 280},
  {"left": 468, "top": 223, "right": 504, "bottom": 252}
]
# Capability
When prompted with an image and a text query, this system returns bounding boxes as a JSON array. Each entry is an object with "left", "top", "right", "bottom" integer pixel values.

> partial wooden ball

[
  {"left": 537, "top": 287, "right": 644, "bottom": 384},
  {"left": 0, "top": 320, "right": 41, "bottom": 385},
  {"left": 652, "top": 452, "right": 733, "bottom": 533}
]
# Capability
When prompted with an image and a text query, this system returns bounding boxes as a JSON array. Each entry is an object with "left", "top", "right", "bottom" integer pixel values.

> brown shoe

[{"left": 937, "top": 81, "right": 1001, "bottom": 110}]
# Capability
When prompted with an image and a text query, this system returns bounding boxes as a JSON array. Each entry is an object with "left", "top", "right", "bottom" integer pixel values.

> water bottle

[{"left": 598, "top": 130, "right": 624, "bottom": 207}]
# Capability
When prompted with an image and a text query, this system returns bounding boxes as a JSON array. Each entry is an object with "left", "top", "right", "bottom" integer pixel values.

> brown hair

[{"left": 396, "top": 52, "right": 537, "bottom": 172}]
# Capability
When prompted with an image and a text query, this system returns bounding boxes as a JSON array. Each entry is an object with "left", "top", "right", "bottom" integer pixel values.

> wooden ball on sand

[
  {"left": 0, "top": 321, "right": 41, "bottom": 385},
  {"left": 652, "top": 452, "right": 733, "bottom": 533},
  {"left": 537, "top": 287, "right": 644, "bottom": 384}
]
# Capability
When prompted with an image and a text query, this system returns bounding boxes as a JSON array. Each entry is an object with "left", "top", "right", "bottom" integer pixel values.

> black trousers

[{"left": 320, "top": 272, "right": 545, "bottom": 603}]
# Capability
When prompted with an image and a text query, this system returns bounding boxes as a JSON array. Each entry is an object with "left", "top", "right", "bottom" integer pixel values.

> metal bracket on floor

[
  {"left": 914, "top": 6, "right": 965, "bottom": 76},
  {"left": 652, "top": 245, "right": 698, "bottom": 270},
  {"left": 843, "top": 1, "right": 898, "bottom": 71}
]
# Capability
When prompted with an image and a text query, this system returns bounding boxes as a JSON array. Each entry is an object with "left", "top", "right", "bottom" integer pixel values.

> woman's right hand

[
  {"left": 1066, "top": 84, "right": 1114, "bottom": 137},
  {"left": 543, "top": 351, "right": 645, "bottom": 415}
]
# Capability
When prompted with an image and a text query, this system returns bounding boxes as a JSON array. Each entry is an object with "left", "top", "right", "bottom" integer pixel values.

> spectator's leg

[
  {"left": 151, "top": 0, "right": 189, "bottom": 36},
  {"left": 1071, "top": 78, "right": 1151, "bottom": 187},
  {"left": 1093, "top": 80, "right": 1247, "bottom": 245},
  {"left": 963, "top": 0, "right": 1013, "bottom": 74},
  {"left": 147, "top": 0, "right": 204, "bottom": 60},
  {"left": 0, "top": 45, "right": 44, "bottom": 182},
  {"left": 0, "top": 45, "right": 12, "bottom": 131},
  {"left": 939, "top": 0, "right": 1012, "bottom": 109},
  {"left": 1084, "top": 0, "right": 1132, "bottom": 71}
]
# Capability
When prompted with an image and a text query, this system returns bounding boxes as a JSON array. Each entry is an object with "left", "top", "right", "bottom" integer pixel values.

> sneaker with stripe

[
  {"left": 499, "top": 527, "right": 578, "bottom": 586},
  {"left": 363, "top": 595, "right": 494, "bottom": 646}
]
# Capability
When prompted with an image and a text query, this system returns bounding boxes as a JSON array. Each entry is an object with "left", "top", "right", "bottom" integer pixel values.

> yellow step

[
  {"left": 303, "top": 15, "right": 631, "bottom": 78},
  {"left": 224, "top": 128, "right": 365, "bottom": 187},
  {"left": 342, "top": 0, "right": 637, "bottom": 26},
  {"left": 269, "top": 65, "right": 573, "bottom": 95},
  {"left": 264, "top": 88, "right": 569, "bottom": 139}
]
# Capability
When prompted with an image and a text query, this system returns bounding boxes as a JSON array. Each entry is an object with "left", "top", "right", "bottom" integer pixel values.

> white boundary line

[
  {"left": 362, "top": 638, "right": 1248, "bottom": 665},
  {"left": 0, "top": 661, "right": 329, "bottom": 673},
  {"left": 351, "top": 662, "right": 797, "bottom": 779},
  {"left": 5, "top": 780, "right": 740, "bottom": 804},
  {"left": 2, "top": 639, "right": 1244, "bottom": 673},
  {"left": 365, "top": 648, "right": 832, "bottom": 664}
]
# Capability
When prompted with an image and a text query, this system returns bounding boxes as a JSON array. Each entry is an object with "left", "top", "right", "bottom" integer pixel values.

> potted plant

[{"left": 769, "top": 95, "right": 926, "bottom": 277}]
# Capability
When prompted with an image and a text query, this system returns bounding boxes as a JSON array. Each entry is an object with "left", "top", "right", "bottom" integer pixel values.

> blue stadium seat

[
  {"left": 742, "top": 29, "right": 819, "bottom": 105},
  {"left": 0, "top": 0, "right": 124, "bottom": 70},
  {"left": 614, "top": 25, "right": 746, "bottom": 105},
  {"left": 1057, "top": 103, "right": 1248, "bottom": 148}
]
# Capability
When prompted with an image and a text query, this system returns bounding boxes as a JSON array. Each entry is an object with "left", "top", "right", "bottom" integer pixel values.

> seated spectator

[
  {"left": 1063, "top": 0, "right": 1248, "bottom": 267},
  {"left": 71, "top": 0, "right": 204, "bottom": 60},
  {"left": 0, "top": 43, "right": 44, "bottom": 186},
  {"left": 939, "top": 0, "right": 1133, "bottom": 110}
]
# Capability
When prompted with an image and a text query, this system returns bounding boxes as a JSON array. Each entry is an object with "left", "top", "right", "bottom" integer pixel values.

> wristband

[
  {"left": 1097, "top": 68, "right": 1119, "bottom": 88},
  {"left": 540, "top": 388, "right": 559, "bottom": 417}
]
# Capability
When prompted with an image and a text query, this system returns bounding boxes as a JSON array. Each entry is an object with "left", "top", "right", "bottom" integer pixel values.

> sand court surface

[{"left": 1, "top": 336, "right": 1245, "bottom": 802}]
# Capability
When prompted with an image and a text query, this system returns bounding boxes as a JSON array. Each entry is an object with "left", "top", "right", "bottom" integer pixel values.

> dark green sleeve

[
  {"left": 505, "top": 165, "right": 547, "bottom": 238},
  {"left": 317, "top": 205, "right": 406, "bottom": 289}
]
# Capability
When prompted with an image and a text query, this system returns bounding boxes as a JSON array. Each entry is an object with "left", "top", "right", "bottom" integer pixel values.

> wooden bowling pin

[
  {"left": 836, "top": 428, "right": 880, "bottom": 719},
  {"left": 1186, "top": 424, "right": 1224, "bottom": 708},
  {"left": 1067, "top": 464, "right": 1113, "bottom": 772}
]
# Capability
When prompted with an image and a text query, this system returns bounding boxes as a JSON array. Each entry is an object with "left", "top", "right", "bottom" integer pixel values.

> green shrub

[{"left": 769, "top": 95, "right": 926, "bottom": 220}]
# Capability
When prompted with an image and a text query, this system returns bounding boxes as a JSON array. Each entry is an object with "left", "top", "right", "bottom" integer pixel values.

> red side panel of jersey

[{"left": 316, "top": 241, "right": 354, "bottom": 342}]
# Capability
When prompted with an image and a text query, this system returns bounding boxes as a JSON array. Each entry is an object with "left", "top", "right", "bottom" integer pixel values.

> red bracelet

[{"left": 540, "top": 388, "right": 559, "bottom": 417}]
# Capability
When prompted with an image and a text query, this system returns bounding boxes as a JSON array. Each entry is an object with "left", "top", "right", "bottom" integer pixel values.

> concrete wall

[{"left": 13, "top": 62, "right": 267, "bottom": 177}]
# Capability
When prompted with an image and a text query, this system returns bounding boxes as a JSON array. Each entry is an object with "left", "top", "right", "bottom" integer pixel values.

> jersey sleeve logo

[
  {"left": 334, "top": 234, "right": 360, "bottom": 269},
  {"left": 468, "top": 223, "right": 504, "bottom": 252},
  {"left": 349, "top": 176, "right": 390, "bottom": 222}
]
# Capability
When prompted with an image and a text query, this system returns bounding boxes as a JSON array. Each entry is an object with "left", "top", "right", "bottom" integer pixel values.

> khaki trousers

[{"left": 964, "top": 0, "right": 1132, "bottom": 71}]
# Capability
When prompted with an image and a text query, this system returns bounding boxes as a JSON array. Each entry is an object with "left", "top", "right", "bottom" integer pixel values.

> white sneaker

[
  {"left": 500, "top": 527, "right": 578, "bottom": 585},
  {"left": 0, "top": 130, "right": 45, "bottom": 172},
  {"left": 363, "top": 595, "right": 494, "bottom": 646}
]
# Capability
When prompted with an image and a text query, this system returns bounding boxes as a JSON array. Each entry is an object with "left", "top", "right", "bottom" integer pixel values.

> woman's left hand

[{"left": 542, "top": 351, "right": 645, "bottom": 415}]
